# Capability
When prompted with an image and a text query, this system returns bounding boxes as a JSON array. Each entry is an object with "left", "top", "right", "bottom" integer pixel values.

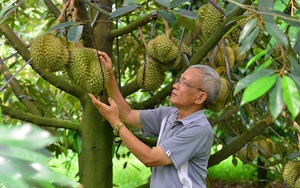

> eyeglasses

[{"left": 174, "top": 78, "right": 206, "bottom": 93}]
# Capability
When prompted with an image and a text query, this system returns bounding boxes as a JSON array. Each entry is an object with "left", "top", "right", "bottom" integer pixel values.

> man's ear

[{"left": 195, "top": 93, "right": 207, "bottom": 105}]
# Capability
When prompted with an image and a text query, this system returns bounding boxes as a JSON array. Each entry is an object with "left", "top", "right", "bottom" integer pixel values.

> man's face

[{"left": 170, "top": 68, "right": 205, "bottom": 107}]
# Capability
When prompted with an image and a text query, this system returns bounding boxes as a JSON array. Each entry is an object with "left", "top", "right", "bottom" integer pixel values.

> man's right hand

[{"left": 96, "top": 51, "right": 113, "bottom": 73}]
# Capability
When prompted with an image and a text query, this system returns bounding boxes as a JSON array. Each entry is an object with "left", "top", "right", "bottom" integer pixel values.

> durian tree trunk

[
  {"left": 74, "top": 1, "right": 115, "bottom": 187},
  {"left": 79, "top": 97, "right": 114, "bottom": 187},
  {"left": 257, "top": 158, "right": 268, "bottom": 188}
]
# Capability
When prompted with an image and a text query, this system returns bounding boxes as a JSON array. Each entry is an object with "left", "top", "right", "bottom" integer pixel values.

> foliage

[{"left": 0, "top": 123, "right": 78, "bottom": 188}]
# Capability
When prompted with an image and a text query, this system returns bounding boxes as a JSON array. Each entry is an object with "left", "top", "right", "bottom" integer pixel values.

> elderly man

[{"left": 89, "top": 51, "right": 221, "bottom": 188}]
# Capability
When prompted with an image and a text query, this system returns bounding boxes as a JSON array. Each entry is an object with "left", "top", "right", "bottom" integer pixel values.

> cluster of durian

[
  {"left": 208, "top": 77, "right": 230, "bottom": 113},
  {"left": 230, "top": 10, "right": 265, "bottom": 43},
  {"left": 137, "top": 35, "right": 192, "bottom": 92},
  {"left": 147, "top": 35, "right": 192, "bottom": 70},
  {"left": 30, "top": 33, "right": 109, "bottom": 94},
  {"left": 282, "top": 160, "right": 300, "bottom": 188},
  {"left": 197, "top": 3, "right": 225, "bottom": 39},
  {"left": 209, "top": 42, "right": 246, "bottom": 70}
]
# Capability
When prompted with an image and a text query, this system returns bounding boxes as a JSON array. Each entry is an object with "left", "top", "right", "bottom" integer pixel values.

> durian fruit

[
  {"left": 198, "top": 3, "right": 225, "bottom": 38},
  {"left": 257, "top": 138, "right": 276, "bottom": 158},
  {"left": 237, "top": 143, "right": 258, "bottom": 162},
  {"left": 147, "top": 35, "right": 179, "bottom": 64},
  {"left": 246, "top": 142, "right": 258, "bottom": 161},
  {"left": 282, "top": 160, "right": 300, "bottom": 188},
  {"left": 210, "top": 46, "right": 235, "bottom": 69},
  {"left": 137, "top": 58, "right": 166, "bottom": 92},
  {"left": 236, "top": 146, "right": 247, "bottom": 161},
  {"left": 208, "top": 77, "right": 230, "bottom": 112},
  {"left": 30, "top": 33, "right": 70, "bottom": 72},
  {"left": 169, "top": 38, "right": 192, "bottom": 71},
  {"left": 294, "top": 177, "right": 300, "bottom": 188},
  {"left": 230, "top": 43, "right": 246, "bottom": 65},
  {"left": 66, "top": 47, "right": 109, "bottom": 94}
]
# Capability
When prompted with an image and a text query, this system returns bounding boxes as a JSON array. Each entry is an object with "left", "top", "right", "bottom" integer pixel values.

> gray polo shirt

[{"left": 140, "top": 107, "right": 214, "bottom": 188}]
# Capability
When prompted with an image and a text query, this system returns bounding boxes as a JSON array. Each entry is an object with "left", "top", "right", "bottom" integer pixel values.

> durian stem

[
  {"left": 57, "top": 0, "right": 70, "bottom": 24},
  {"left": 68, "top": 0, "right": 75, "bottom": 17},
  {"left": 72, "top": 7, "right": 78, "bottom": 22},
  {"left": 162, "top": 18, "right": 171, "bottom": 39},
  {"left": 138, "top": 27, "right": 148, "bottom": 49}
]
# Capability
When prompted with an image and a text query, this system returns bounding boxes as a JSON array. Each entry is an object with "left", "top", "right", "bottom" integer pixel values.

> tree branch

[
  {"left": 43, "top": 0, "right": 61, "bottom": 18},
  {"left": 0, "top": 58, "right": 41, "bottom": 116},
  {"left": 208, "top": 114, "right": 273, "bottom": 167},
  {"left": 1, "top": 105, "right": 80, "bottom": 131},
  {"left": 108, "top": 14, "right": 155, "bottom": 39}
]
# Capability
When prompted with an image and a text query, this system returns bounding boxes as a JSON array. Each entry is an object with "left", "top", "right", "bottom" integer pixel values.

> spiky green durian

[
  {"left": 168, "top": 38, "right": 192, "bottom": 71},
  {"left": 210, "top": 46, "right": 235, "bottom": 69},
  {"left": 230, "top": 43, "right": 246, "bottom": 64},
  {"left": 197, "top": 3, "right": 225, "bottom": 38},
  {"left": 283, "top": 160, "right": 300, "bottom": 188},
  {"left": 137, "top": 58, "right": 166, "bottom": 92},
  {"left": 294, "top": 177, "right": 300, "bottom": 188},
  {"left": 147, "top": 35, "right": 178, "bottom": 64},
  {"left": 208, "top": 77, "right": 230, "bottom": 112},
  {"left": 246, "top": 142, "right": 258, "bottom": 161},
  {"left": 257, "top": 138, "right": 276, "bottom": 157},
  {"left": 66, "top": 47, "right": 109, "bottom": 94},
  {"left": 236, "top": 147, "right": 247, "bottom": 161},
  {"left": 30, "top": 33, "right": 70, "bottom": 72}
]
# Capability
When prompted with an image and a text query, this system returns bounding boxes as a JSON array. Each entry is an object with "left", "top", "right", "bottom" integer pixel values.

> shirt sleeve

[
  {"left": 160, "top": 123, "right": 214, "bottom": 169},
  {"left": 140, "top": 107, "right": 172, "bottom": 137}
]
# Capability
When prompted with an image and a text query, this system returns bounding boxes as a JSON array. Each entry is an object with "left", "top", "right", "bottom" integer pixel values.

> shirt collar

[{"left": 174, "top": 109, "right": 206, "bottom": 126}]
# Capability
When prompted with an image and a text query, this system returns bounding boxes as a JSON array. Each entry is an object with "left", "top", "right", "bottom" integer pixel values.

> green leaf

[
  {"left": 0, "top": 4, "right": 17, "bottom": 25},
  {"left": 234, "top": 69, "right": 275, "bottom": 95},
  {"left": 176, "top": 10, "right": 198, "bottom": 20},
  {"left": 241, "top": 75, "right": 277, "bottom": 106},
  {"left": 0, "top": 106, "right": 2, "bottom": 124},
  {"left": 282, "top": 76, "right": 300, "bottom": 120},
  {"left": 293, "top": 31, "right": 300, "bottom": 58},
  {"left": 109, "top": 4, "right": 141, "bottom": 19},
  {"left": 258, "top": 0, "right": 274, "bottom": 23},
  {"left": 155, "top": 0, "right": 170, "bottom": 9},
  {"left": 67, "top": 25, "right": 83, "bottom": 43},
  {"left": 48, "top": 21, "right": 77, "bottom": 33},
  {"left": 263, "top": 10, "right": 300, "bottom": 27},
  {"left": 246, "top": 48, "right": 271, "bottom": 69},
  {"left": 239, "top": 18, "right": 257, "bottom": 44},
  {"left": 178, "top": 16, "right": 196, "bottom": 31},
  {"left": 0, "top": 145, "right": 50, "bottom": 164},
  {"left": 264, "top": 22, "right": 288, "bottom": 49},
  {"left": 225, "top": 0, "right": 244, "bottom": 16},
  {"left": 0, "top": 169, "right": 27, "bottom": 188},
  {"left": 170, "top": 0, "right": 189, "bottom": 9},
  {"left": 73, "top": 132, "right": 82, "bottom": 154},
  {"left": 269, "top": 77, "right": 284, "bottom": 120},
  {"left": 255, "top": 58, "right": 274, "bottom": 71},
  {"left": 0, "top": 124, "right": 57, "bottom": 149},
  {"left": 158, "top": 10, "right": 177, "bottom": 23}
]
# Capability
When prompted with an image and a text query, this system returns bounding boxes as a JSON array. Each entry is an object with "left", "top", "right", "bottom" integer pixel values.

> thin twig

[
  {"left": 0, "top": 59, "right": 32, "bottom": 92},
  {"left": 138, "top": 27, "right": 148, "bottom": 49}
]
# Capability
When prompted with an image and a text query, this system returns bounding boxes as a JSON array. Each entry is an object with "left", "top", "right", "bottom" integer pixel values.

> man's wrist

[{"left": 113, "top": 122, "right": 125, "bottom": 136}]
